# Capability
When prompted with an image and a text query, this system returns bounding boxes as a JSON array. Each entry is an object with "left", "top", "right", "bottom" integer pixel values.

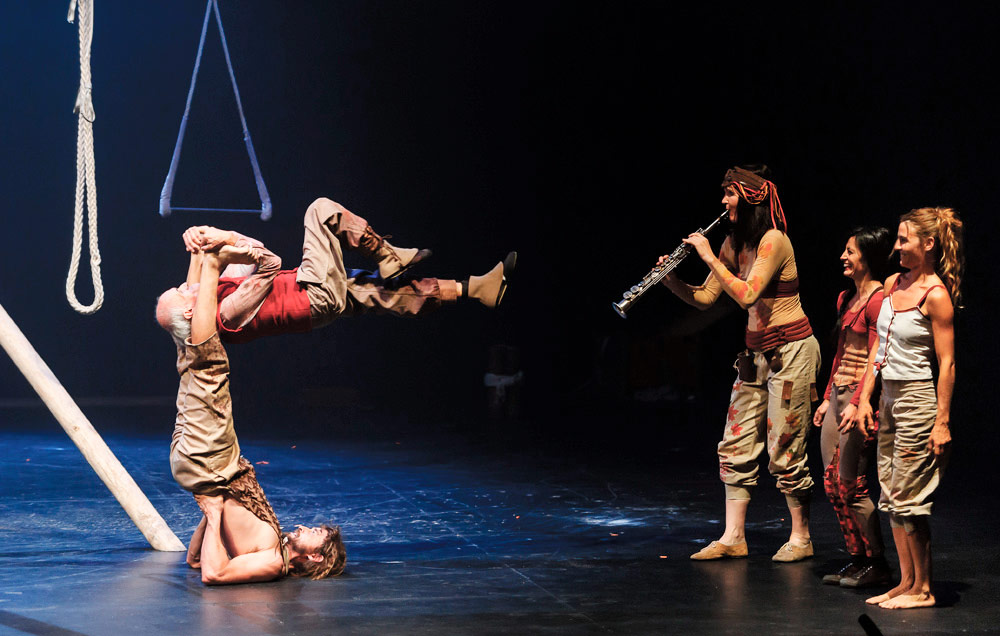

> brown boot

[
  {"left": 358, "top": 225, "right": 432, "bottom": 280},
  {"left": 468, "top": 252, "right": 516, "bottom": 308}
]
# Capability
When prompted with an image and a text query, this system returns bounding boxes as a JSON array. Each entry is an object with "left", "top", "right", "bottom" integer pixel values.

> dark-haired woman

[
  {"left": 661, "top": 165, "right": 820, "bottom": 562},
  {"left": 813, "top": 227, "right": 893, "bottom": 588},
  {"left": 854, "top": 207, "right": 963, "bottom": 609}
]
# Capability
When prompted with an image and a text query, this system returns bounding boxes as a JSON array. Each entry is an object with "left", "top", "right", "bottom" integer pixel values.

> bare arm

[
  {"left": 190, "top": 255, "right": 223, "bottom": 344},
  {"left": 852, "top": 326, "right": 882, "bottom": 434},
  {"left": 190, "top": 247, "right": 258, "bottom": 344},
  {"left": 185, "top": 251, "right": 204, "bottom": 288},
  {"left": 186, "top": 515, "right": 207, "bottom": 569},
  {"left": 194, "top": 495, "right": 282, "bottom": 585},
  {"left": 927, "top": 286, "right": 955, "bottom": 455},
  {"left": 850, "top": 290, "right": 884, "bottom": 406},
  {"left": 851, "top": 276, "right": 898, "bottom": 433}
]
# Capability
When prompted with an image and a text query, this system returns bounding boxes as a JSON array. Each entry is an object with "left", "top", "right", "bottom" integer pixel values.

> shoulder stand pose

[
  {"left": 661, "top": 165, "right": 821, "bottom": 562},
  {"left": 156, "top": 198, "right": 515, "bottom": 584},
  {"left": 852, "top": 207, "right": 963, "bottom": 609},
  {"left": 813, "top": 227, "right": 893, "bottom": 587},
  {"left": 162, "top": 244, "right": 346, "bottom": 584}
]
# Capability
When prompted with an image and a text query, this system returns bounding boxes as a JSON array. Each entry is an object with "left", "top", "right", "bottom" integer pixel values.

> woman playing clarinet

[{"left": 661, "top": 164, "right": 821, "bottom": 562}]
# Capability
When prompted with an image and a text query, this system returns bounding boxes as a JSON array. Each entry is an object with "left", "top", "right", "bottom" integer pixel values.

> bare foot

[
  {"left": 879, "top": 593, "right": 935, "bottom": 609},
  {"left": 866, "top": 580, "right": 910, "bottom": 605}
]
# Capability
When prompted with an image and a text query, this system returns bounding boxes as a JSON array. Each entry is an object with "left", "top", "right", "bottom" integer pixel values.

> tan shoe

[
  {"left": 379, "top": 245, "right": 432, "bottom": 280},
  {"left": 771, "top": 540, "right": 814, "bottom": 562},
  {"left": 689, "top": 540, "right": 748, "bottom": 560},
  {"left": 358, "top": 225, "right": 432, "bottom": 280},
  {"left": 468, "top": 252, "right": 517, "bottom": 308}
]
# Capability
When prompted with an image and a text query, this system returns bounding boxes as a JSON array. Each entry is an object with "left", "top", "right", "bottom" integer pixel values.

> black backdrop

[{"left": 1, "top": 2, "right": 994, "bottom": 452}]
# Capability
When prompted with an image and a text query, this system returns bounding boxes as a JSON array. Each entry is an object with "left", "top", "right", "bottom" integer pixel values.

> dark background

[{"left": 1, "top": 2, "right": 994, "bottom": 462}]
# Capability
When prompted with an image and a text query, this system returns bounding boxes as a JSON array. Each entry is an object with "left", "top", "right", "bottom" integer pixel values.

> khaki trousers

[
  {"left": 296, "top": 197, "right": 456, "bottom": 329},
  {"left": 877, "top": 379, "right": 946, "bottom": 517},
  {"left": 718, "top": 336, "right": 820, "bottom": 503}
]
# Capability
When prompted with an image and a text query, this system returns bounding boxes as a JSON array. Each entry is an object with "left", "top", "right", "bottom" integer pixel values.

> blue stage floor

[{"left": 0, "top": 426, "right": 996, "bottom": 635}]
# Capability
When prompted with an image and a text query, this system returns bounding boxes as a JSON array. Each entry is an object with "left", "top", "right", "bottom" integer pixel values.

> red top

[
  {"left": 216, "top": 270, "right": 313, "bottom": 343},
  {"left": 823, "top": 288, "right": 883, "bottom": 405}
]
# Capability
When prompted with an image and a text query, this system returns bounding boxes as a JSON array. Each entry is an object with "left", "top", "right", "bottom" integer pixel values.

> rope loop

[{"left": 66, "top": 0, "right": 104, "bottom": 314}]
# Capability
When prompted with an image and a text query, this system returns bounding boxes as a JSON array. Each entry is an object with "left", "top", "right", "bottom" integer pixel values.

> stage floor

[{"left": 0, "top": 427, "right": 996, "bottom": 635}]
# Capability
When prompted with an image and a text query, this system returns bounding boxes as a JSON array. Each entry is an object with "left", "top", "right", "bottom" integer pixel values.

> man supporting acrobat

[
  {"left": 166, "top": 245, "right": 346, "bottom": 584},
  {"left": 156, "top": 198, "right": 515, "bottom": 584}
]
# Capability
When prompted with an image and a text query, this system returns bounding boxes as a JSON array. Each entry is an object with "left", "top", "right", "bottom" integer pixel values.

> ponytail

[
  {"left": 934, "top": 208, "right": 965, "bottom": 308},
  {"left": 900, "top": 207, "right": 965, "bottom": 308}
]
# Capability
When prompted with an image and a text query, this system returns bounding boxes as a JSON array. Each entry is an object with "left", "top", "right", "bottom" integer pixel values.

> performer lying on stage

[
  {"left": 156, "top": 197, "right": 515, "bottom": 345},
  {"left": 660, "top": 165, "right": 821, "bottom": 563},
  {"left": 164, "top": 244, "right": 345, "bottom": 584}
]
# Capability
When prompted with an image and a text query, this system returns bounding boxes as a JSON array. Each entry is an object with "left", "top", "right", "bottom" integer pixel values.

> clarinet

[{"left": 611, "top": 210, "right": 729, "bottom": 318}]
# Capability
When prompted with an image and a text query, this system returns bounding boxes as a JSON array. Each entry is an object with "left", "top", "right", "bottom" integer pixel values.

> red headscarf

[{"left": 721, "top": 167, "right": 787, "bottom": 231}]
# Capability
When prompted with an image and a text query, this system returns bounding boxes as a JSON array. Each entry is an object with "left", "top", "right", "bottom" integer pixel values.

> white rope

[{"left": 65, "top": 0, "right": 104, "bottom": 314}]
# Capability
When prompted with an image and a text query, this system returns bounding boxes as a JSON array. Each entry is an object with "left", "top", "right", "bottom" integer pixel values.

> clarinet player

[{"left": 660, "top": 165, "right": 821, "bottom": 562}]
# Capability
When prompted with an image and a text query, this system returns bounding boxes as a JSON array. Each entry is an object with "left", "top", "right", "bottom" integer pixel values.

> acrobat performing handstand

[{"left": 155, "top": 198, "right": 515, "bottom": 584}]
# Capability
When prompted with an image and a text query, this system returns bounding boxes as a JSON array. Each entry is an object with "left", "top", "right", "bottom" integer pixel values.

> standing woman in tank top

[
  {"left": 813, "top": 227, "right": 893, "bottom": 588},
  {"left": 853, "top": 207, "right": 964, "bottom": 609},
  {"left": 661, "top": 165, "right": 821, "bottom": 563}
]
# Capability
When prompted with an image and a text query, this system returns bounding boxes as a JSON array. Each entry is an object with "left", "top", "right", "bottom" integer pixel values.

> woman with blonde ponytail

[{"left": 852, "top": 207, "right": 964, "bottom": 609}]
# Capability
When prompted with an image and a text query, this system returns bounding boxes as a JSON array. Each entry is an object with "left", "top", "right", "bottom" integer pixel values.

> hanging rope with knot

[{"left": 65, "top": 0, "right": 104, "bottom": 314}]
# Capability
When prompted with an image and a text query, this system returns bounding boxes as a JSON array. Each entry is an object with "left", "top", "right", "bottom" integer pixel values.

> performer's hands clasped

[{"left": 183, "top": 225, "right": 236, "bottom": 253}]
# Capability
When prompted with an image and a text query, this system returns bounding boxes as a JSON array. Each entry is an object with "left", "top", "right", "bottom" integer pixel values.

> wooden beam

[{"left": 0, "top": 302, "right": 185, "bottom": 552}]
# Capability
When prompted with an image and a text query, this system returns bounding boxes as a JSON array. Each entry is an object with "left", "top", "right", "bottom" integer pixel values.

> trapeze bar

[{"left": 170, "top": 207, "right": 268, "bottom": 214}]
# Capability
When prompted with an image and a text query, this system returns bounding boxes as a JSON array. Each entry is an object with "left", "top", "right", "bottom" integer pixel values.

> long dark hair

[
  {"left": 728, "top": 164, "right": 784, "bottom": 254},
  {"left": 849, "top": 225, "right": 893, "bottom": 283}
]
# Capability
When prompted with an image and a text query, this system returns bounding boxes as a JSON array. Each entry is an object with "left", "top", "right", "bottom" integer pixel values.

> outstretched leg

[
  {"left": 344, "top": 252, "right": 517, "bottom": 317},
  {"left": 464, "top": 251, "right": 517, "bottom": 308}
]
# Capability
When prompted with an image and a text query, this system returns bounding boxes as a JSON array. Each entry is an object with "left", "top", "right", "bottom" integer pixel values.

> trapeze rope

[
  {"left": 65, "top": 0, "right": 104, "bottom": 315},
  {"left": 159, "top": 0, "right": 272, "bottom": 221}
]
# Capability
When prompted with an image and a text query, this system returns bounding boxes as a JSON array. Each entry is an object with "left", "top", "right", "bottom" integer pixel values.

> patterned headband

[{"left": 721, "top": 167, "right": 787, "bottom": 231}]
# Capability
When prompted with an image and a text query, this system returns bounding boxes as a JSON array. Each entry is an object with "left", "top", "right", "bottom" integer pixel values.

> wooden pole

[{"left": 0, "top": 302, "right": 185, "bottom": 552}]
